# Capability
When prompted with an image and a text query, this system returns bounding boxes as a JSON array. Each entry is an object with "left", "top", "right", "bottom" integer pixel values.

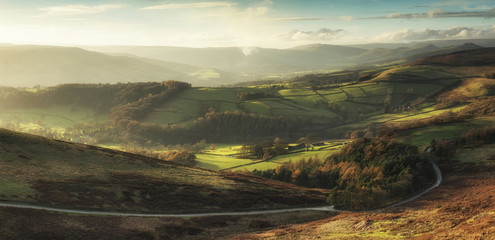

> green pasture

[
  {"left": 321, "top": 92, "right": 348, "bottom": 103},
  {"left": 365, "top": 103, "right": 468, "bottom": 124},
  {"left": 229, "top": 142, "right": 347, "bottom": 171},
  {"left": 242, "top": 101, "right": 271, "bottom": 115},
  {"left": 340, "top": 87, "right": 367, "bottom": 98},
  {"left": 278, "top": 88, "right": 315, "bottom": 97},
  {"left": 359, "top": 82, "right": 392, "bottom": 95},
  {"left": 195, "top": 154, "right": 254, "bottom": 170},
  {"left": 397, "top": 116, "right": 495, "bottom": 147},
  {"left": 284, "top": 95, "right": 322, "bottom": 107},
  {"left": 144, "top": 97, "right": 198, "bottom": 125},
  {"left": 194, "top": 140, "right": 349, "bottom": 172}
]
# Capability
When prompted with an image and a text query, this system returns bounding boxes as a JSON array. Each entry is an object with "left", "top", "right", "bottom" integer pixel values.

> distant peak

[
  {"left": 460, "top": 43, "right": 481, "bottom": 48},
  {"left": 420, "top": 44, "right": 439, "bottom": 49}
]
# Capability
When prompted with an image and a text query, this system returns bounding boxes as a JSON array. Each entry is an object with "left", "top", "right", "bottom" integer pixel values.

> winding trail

[
  {"left": 0, "top": 162, "right": 442, "bottom": 218},
  {"left": 387, "top": 159, "right": 442, "bottom": 208}
]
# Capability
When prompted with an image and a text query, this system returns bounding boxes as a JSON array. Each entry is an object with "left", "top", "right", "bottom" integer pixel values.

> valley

[
  {"left": 3, "top": 0, "right": 495, "bottom": 238},
  {"left": 0, "top": 43, "right": 494, "bottom": 239}
]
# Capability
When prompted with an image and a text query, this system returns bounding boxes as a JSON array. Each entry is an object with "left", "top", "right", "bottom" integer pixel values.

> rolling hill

[
  {"left": 0, "top": 45, "right": 233, "bottom": 87},
  {"left": 1, "top": 43, "right": 495, "bottom": 239},
  {"left": 1, "top": 40, "right": 491, "bottom": 89},
  {"left": 409, "top": 47, "right": 495, "bottom": 67},
  {"left": 83, "top": 39, "right": 495, "bottom": 78},
  {"left": 84, "top": 44, "right": 367, "bottom": 75}
]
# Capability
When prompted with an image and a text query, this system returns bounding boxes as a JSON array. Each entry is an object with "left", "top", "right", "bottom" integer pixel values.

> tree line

[{"left": 252, "top": 137, "right": 435, "bottom": 210}]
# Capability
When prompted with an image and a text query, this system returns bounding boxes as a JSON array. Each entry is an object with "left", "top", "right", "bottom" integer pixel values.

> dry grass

[
  {"left": 0, "top": 128, "right": 327, "bottom": 213},
  {"left": 234, "top": 146, "right": 495, "bottom": 240}
]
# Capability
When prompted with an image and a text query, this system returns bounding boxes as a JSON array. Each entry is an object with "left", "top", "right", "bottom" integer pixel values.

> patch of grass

[
  {"left": 278, "top": 89, "right": 315, "bottom": 97},
  {"left": 231, "top": 161, "right": 281, "bottom": 171},
  {"left": 143, "top": 97, "right": 199, "bottom": 125},
  {"left": 0, "top": 180, "right": 36, "bottom": 202},
  {"left": 340, "top": 87, "right": 367, "bottom": 98},
  {"left": 397, "top": 117, "right": 495, "bottom": 147},
  {"left": 456, "top": 144, "right": 495, "bottom": 163},
  {"left": 195, "top": 154, "right": 253, "bottom": 170},
  {"left": 242, "top": 101, "right": 270, "bottom": 115}
]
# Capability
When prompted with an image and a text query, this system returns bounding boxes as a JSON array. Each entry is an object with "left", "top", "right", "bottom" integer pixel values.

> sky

[{"left": 0, "top": 0, "right": 495, "bottom": 48}]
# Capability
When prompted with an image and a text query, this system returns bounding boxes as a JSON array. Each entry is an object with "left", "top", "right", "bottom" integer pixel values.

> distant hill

[
  {"left": 0, "top": 45, "right": 233, "bottom": 87},
  {"left": 84, "top": 44, "right": 368, "bottom": 74},
  {"left": 348, "top": 38, "right": 495, "bottom": 49},
  {"left": 353, "top": 43, "right": 484, "bottom": 64},
  {"left": 409, "top": 47, "right": 495, "bottom": 66},
  {"left": 84, "top": 40, "right": 495, "bottom": 77}
]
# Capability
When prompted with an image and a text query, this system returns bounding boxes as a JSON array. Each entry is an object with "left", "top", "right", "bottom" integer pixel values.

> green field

[
  {"left": 141, "top": 74, "right": 451, "bottom": 127},
  {"left": 192, "top": 140, "right": 348, "bottom": 172},
  {"left": 196, "top": 154, "right": 254, "bottom": 170},
  {"left": 397, "top": 116, "right": 495, "bottom": 148}
]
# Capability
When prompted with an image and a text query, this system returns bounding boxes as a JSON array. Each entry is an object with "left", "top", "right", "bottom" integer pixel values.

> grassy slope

[
  {"left": 0, "top": 61, "right": 468, "bottom": 139},
  {"left": 3, "top": 141, "right": 492, "bottom": 239},
  {"left": 0, "top": 128, "right": 327, "bottom": 213},
  {"left": 142, "top": 66, "right": 454, "bottom": 128}
]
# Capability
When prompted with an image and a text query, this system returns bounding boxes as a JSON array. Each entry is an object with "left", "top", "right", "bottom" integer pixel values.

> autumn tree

[{"left": 209, "top": 144, "right": 217, "bottom": 151}]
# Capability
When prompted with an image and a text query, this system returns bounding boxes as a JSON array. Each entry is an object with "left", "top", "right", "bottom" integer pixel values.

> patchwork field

[
  {"left": 141, "top": 68, "right": 456, "bottom": 128},
  {"left": 192, "top": 140, "right": 348, "bottom": 171}
]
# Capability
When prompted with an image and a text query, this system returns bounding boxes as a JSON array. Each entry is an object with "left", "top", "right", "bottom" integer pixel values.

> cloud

[
  {"left": 38, "top": 4, "right": 125, "bottom": 16},
  {"left": 365, "top": 7, "right": 495, "bottom": 19},
  {"left": 376, "top": 26, "right": 495, "bottom": 41},
  {"left": 278, "top": 28, "right": 346, "bottom": 42},
  {"left": 140, "top": 2, "right": 236, "bottom": 10},
  {"left": 339, "top": 16, "right": 354, "bottom": 21},
  {"left": 268, "top": 17, "right": 327, "bottom": 21}
]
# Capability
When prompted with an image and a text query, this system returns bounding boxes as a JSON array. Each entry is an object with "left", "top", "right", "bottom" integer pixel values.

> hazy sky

[{"left": 0, "top": 0, "right": 494, "bottom": 48}]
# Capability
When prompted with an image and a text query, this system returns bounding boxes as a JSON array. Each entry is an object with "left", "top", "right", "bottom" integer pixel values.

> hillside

[
  {"left": 0, "top": 45, "right": 231, "bottom": 87},
  {"left": 0, "top": 128, "right": 327, "bottom": 213},
  {"left": 409, "top": 47, "right": 495, "bottom": 67},
  {"left": 348, "top": 38, "right": 495, "bottom": 49},
  {"left": 234, "top": 142, "right": 495, "bottom": 239}
]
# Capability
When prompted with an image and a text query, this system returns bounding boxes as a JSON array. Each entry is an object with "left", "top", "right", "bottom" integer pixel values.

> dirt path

[{"left": 0, "top": 162, "right": 441, "bottom": 217}]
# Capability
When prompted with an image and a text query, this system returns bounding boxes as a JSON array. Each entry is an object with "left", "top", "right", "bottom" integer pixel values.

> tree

[
  {"left": 209, "top": 143, "right": 217, "bottom": 151},
  {"left": 327, "top": 187, "right": 339, "bottom": 205},
  {"left": 274, "top": 137, "right": 288, "bottom": 155},
  {"left": 297, "top": 133, "right": 318, "bottom": 151},
  {"left": 350, "top": 130, "right": 360, "bottom": 139}
]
